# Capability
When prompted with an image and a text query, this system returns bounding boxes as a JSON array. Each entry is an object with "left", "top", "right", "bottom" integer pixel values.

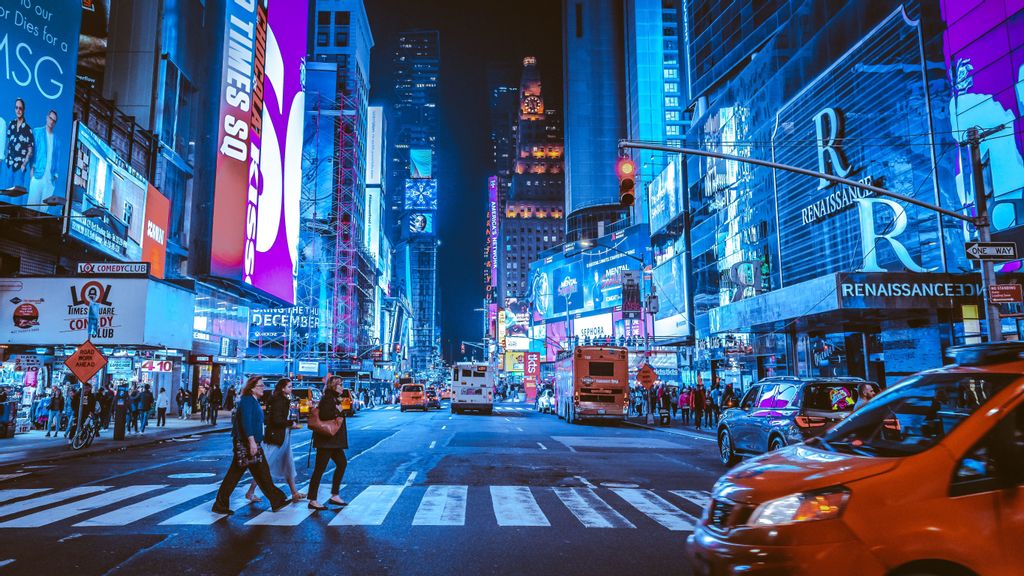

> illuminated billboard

[
  {"left": 410, "top": 148, "right": 432, "bottom": 179},
  {"left": 209, "top": 0, "right": 307, "bottom": 304},
  {"left": 365, "top": 186, "right": 382, "bottom": 264},
  {"left": 366, "top": 106, "right": 384, "bottom": 186},
  {"left": 404, "top": 179, "right": 438, "bottom": 210},
  {"left": 0, "top": 0, "right": 82, "bottom": 214},
  {"left": 488, "top": 177, "right": 499, "bottom": 288},
  {"left": 407, "top": 213, "right": 434, "bottom": 235},
  {"left": 648, "top": 157, "right": 681, "bottom": 234}
]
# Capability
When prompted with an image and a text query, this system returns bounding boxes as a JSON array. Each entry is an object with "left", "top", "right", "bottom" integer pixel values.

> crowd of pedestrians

[{"left": 629, "top": 379, "right": 741, "bottom": 432}]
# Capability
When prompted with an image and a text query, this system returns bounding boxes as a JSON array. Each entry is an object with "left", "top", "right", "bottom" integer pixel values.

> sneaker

[
  {"left": 45, "top": 433, "right": 50, "bottom": 437},
  {"left": 211, "top": 504, "right": 233, "bottom": 515}
]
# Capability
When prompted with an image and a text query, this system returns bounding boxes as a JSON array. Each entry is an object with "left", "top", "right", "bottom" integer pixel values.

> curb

[
  {"left": 1, "top": 424, "right": 232, "bottom": 469},
  {"left": 623, "top": 419, "right": 717, "bottom": 442}
]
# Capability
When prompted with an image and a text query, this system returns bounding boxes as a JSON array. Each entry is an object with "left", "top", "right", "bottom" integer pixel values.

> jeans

[
  {"left": 693, "top": 409, "right": 704, "bottom": 429},
  {"left": 309, "top": 448, "right": 347, "bottom": 501},
  {"left": 139, "top": 410, "right": 150, "bottom": 432},
  {"left": 209, "top": 406, "right": 219, "bottom": 425},
  {"left": 47, "top": 410, "right": 61, "bottom": 435},
  {"left": 214, "top": 447, "right": 287, "bottom": 511},
  {"left": 157, "top": 408, "right": 167, "bottom": 427},
  {"left": 129, "top": 411, "right": 139, "bottom": 432}
]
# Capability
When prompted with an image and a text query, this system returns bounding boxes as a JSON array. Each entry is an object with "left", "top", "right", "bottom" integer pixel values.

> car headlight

[{"left": 747, "top": 487, "right": 849, "bottom": 526}]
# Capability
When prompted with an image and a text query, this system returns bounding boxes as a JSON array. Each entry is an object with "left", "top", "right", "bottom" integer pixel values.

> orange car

[
  {"left": 400, "top": 383, "right": 427, "bottom": 412},
  {"left": 689, "top": 342, "right": 1024, "bottom": 576}
]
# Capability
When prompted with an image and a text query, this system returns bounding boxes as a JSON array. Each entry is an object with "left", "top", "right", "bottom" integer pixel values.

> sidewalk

[
  {"left": 0, "top": 413, "right": 232, "bottom": 467},
  {"left": 623, "top": 412, "right": 718, "bottom": 443}
]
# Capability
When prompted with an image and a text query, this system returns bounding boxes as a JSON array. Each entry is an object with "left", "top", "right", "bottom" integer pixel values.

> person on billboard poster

[
  {"left": 2, "top": 98, "right": 34, "bottom": 195},
  {"left": 28, "top": 110, "right": 62, "bottom": 213}
]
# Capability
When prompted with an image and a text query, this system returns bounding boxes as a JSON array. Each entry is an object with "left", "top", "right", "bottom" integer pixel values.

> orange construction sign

[
  {"left": 637, "top": 364, "right": 658, "bottom": 389},
  {"left": 64, "top": 340, "right": 107, "bottom": 384}
]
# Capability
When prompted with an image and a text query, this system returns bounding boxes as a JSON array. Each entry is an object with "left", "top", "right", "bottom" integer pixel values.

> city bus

[
  {"left": 554, "top": 346, "right": 629, "bottom": 424},
  {"left": 450, "top": 362, "right": 495, "bottom": 415}
]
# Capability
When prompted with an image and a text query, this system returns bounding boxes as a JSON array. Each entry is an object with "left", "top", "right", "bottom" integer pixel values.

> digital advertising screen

[
  {"left": 0, "top": 0, "right": 82, "bottom": 213},
  {"left": 366, "top": 106, "right": 384, "bottom": 186},
  {"left": 410, "top": 148, "right": 432, "bottom": 179},
  {"left": 209, "top": 0, "right": 307, "bottom": 304},
  {"left": 404, "top": 178, "right": 438, "bottom": 210},
  {"left": 365, "top": 186, "right": 382, "bottom": 262},
  {"left": 407, "top": 212, "right": 434, "bottom": 235},
  {"left": 648, "top": 157, "right": 681, "bottom": 234}
]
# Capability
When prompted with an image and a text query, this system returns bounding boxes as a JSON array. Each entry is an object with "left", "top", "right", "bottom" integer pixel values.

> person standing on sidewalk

[
  {"left": 678, "top": 386, "right": 691, "bottom": 426},
  {"left": 708, "top": 382, "right": 722, "bottom": 428},
  {"left": 128, "top": 383, "right": 142, "bottom": 435},
  {"left": 175, "top": 387, "right": 186, "bottom": 419},
  {"left": 199, "top": 387, "right": 209, "bottom": 423},
  {"left": 691, "top": 382, "right": 707, "bottom": 431},
  {"left": 245, "top": 378, "right": 305, "bottom": 504},
  {"left": 139, "top": 384, "right": 154, "bottom": 434},
  {"left": 45, "top": 385, "right": 63, "bottom": 437},
  {"left": 212, "top": 376, "right": 288, "bottom": 515},
  {"left": 308, "top": 376, "right": 349, "bottom": 511},
  {"left": 156, "top": 387, "right": 170, "bottom": 427},
  {"left": 98, "top": 385, "right": 112, "bottom": 430},
  {"left": 209, "top": 384, "right": 223, "bottom": 426}
]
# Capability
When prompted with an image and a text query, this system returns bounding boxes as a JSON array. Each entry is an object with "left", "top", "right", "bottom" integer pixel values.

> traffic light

[
  {"left": 616, "top": 157, "right": 637, "bottom": 207},
  {"left": 460, "top": 343, "right": 466, "bottom": 355}
]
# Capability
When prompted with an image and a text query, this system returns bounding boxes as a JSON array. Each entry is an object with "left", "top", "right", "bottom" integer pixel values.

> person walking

[
  {"left": 721, "top": 383, "right": 738, "bottom": 412},
  {"left": 156, "top": 387, "right": 170, "bottom": 427},
  {"left": 669, "top": 386, "right": 680, "bottom": 420},
  {"left": 175, "top": 387, "right": 185, "bottom": 419},
  {"left": 128, "top": 384, "right": 142, "bottom": 435},
  {"left": 139, "top": 384, "right": 154, "bottom": 434},
  {"left": 211, "top": 376, "right": 288, "bottom": 515},
  {"left": 209, "top": 384, "right": 223, "bottom": 426},
  {"left": 45, "top": 386, "right": 63, "bottom": 437},
  {"left": 199, "top": 388, "right": 209, "bottom": 423},
  {"left": 708, "top": 383, "right": 722, "bottom": 428},
  {"left": 307, "top": 376, "right": 349, "bottom": 511},
  {"left": 245, "top": 378, "right": 305, "bottom": 504},
  {"left": 691, "top": 381, "right": 708, "bottom": 431},
  {"left": 225, "top": 386, "right": 236, "bottom": 411},
  {"left": 678, "top": 386, "right": 692, "bottom": 426},
  {"left": 182, "top": 388, "right": 192, "bottom": 419},
  {"left": 98, "top": 385, "right": 113, "bottom": 430}
]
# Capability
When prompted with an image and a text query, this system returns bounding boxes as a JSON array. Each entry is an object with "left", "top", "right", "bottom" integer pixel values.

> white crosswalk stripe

[
  {"left": 610, "top": 488, "right": 698, "bottom": 531},
  {"left": 491, "top": 486, "right": 549, "bottom": 526},
  {"left": 412, "top": 485, "right": 467, "bottom": 526},
  {"left": 75, "top": 484, "right": 219, "bottom": 527},
  {"left": 0, "top": 483, "right": 707, "bottom": 531},
  {"left": 553, "top": 487, "right": 634, "bottom": 529},
  {"left": 329, "top": 485, "right": 404, "bottom": 526},
  {"left": 0, "top": 485, "right": 163, "bottom": 528}
]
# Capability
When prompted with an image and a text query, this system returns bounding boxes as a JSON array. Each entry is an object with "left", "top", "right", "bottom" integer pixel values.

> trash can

[{"left": 659, "top": 409, "right": 671, "bottom": 427}]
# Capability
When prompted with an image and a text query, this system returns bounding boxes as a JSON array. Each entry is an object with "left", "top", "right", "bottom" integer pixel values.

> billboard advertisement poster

[
  {"left": 545, "top": 321, "right": 565, "bottom": 361},
  {"left": 553, "top": 260, "right": 583, "bottom": 314},
  {"left": 0, "top": 0, "right": 82, "bottom": 211},
  {"left": 249, "top": 306, "right": 320, "bottom": 341},
  {"left": 365, "top": 106, "right": 384, "bottom": 186},
  {"left": 503, "top": 298, "right": 530, "bottom": 337},
  {"left": 504, "top": 351, "right": 525, "bottom": 373},
  {"left": 365, "top": 186, "right": 382, "bottom": 262},
  {"left": 572, "top": 312, "right": 613, "bottom": 341},
  {"left": 0, "top": 277, "right": 193, "bottom": 347},
  {"left": 505, "top": 336, "right": 531, "bottom": 352},
  {"left": 407, "top": 212, "right": 434, "bottom": 235},
  {"left": 210, "top": 0, "right": 307, "bottom": 304},
  {"left": 648, "top": 157, "right": 681, "bottom": 234},
  {"left": 141, "top": 185, "right": 170, "bottom": 278},
  {"left": 69, "top": 123, "right": 148, "bottom": 262},
  {"left": 488, "top": 176, "right": 499, "bottom": 288},
  {"left": 404, "top": 178, "right": 437, "bottom": 210},
  {"left": 410, "top": 148, "right": 432, "bottom": 179}
]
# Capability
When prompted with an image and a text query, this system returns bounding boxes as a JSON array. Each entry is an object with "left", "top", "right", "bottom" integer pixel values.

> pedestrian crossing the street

[{"left": 0, "top": 482, "right": 710, "bottom": 532}]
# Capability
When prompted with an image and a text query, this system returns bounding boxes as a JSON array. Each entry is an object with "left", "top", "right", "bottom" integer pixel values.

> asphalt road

[{"left": 0, "top": 402, "right": 724, "bottom": 576}]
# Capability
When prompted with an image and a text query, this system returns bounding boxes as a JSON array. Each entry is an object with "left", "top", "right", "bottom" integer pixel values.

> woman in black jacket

[
  {"left": 308, "top": 376, "right": 349, "bottom": 511},
  {"left": 245, "top": 378, "right": 304, "bottom": 503}
]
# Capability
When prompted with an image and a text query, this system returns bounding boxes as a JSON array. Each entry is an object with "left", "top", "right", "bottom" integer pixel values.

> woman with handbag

[
  {"left": 307, "top": 376, "right": 349, "bottom": 511},
  {"left": 211, "top": 376, "right": 288, "bottom": 515},
  {"left": 245, "top": 378, "right": 305, "bottom": 503}
]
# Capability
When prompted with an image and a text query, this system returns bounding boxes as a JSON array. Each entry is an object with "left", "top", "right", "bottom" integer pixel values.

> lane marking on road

[
  {"left": 574, "top": 476, "right": 597, "bottom": 489},
  {"left": 610, "top": 488, "right": 698, "bottom": 531},
  {"left": 516, "top": 427, "right": 524, "bottom": 432},
  {"left": 348, "top": 430, "right": 400, "bottom": 463},
  {"left": 537, "top": 442, "right": 547, "bottom": 450},
  {"left": 412, "top": 485, "right": 467, "bottom": 526},
  {"left": 553, "top": 487, "right": 635, "bottom": 529},
  {"left": 75, "top": 484, "right": 219, "bottom": 527},
  {"left": 448, "top": 416, "right": 453, "bottom": 420},
  {"left": 159, "top": 490, "right": 253, "bottom": 525},
  {"left": 441, "top": 425, "right": 447, "bottom": 430},
  {"left": 361, "top": 426, "right": 373, "bottom": 430},
  {"left": 429, "top": 440, "right": 437, "bottom": 449},
  {"left": 389, "top": 416, "right": 398, "bottom": 420},
  {"left": 406, "top": 472, "right": 417, "bottom": 486},
  {"left": 0, "top": 559, "right": 13, "bottom": 568},
  {"left": 490, "top": 486, "right": 550, "bottom": 527},
  {"left": 329, "top": 485, "right": 405, "bottom": 526},
  {"left": 0, "top": 486, "right": 109, "bottom": 519},
  {"left": 0, "top": 485, "right": 165, "bottom": 528},
  {"left": 246, "top": 483, "right": 317, "bottom": 526},
  {"left": 503, "top": 418, "right": 511, "bottom": 422},
  {"left": 670, "top": 490, "right": 712, "bottom": 510},
  {"left": 293, "top": 440, "right": 311, "bottom": 449},
  {"left": 0, "top": 473, "right": 29, "bottom": 482},
  {"left": 0, "top": 489, "right": 49, "bottom": 504}
]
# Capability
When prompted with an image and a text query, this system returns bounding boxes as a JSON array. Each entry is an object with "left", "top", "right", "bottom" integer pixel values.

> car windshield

[{"left": 816, "top": 372, "right": 1015, "bottom": 457}]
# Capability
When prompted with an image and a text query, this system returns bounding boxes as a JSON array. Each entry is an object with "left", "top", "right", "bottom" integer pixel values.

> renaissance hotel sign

[
  {"left": 837, "top": 273, "right": 983, "bottom": 310},
  {"left": 772, "top": 8, "right": 944, "bottom": 287}
]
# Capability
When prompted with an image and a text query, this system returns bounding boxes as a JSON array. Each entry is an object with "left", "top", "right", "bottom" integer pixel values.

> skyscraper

[
  {"left": 388, "top": 29, "right": 442, "bottom": 373},
  {"left": 562, "top": 0, "right": 629, "bottom": 242}
]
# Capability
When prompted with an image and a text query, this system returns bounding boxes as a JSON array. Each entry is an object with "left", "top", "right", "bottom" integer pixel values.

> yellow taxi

[
  {"left": 340, "top": 388, "right": 357, "bottom": 417},
  {"left": 688, "top": 342, "right": 1024, "bottom": 576},
  {"left": 290, "top": 386, "right": 322, "bottom": 422}
]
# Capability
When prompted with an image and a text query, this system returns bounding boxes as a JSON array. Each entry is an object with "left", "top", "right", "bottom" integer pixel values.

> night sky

[{"left": 365, "top": 1, "right": 563, "bottom": 361}]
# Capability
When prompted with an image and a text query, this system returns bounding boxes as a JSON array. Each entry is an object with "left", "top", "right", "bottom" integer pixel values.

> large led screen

[
  {"left": 648, "top": 157, "right": 681, "bottom": 234},
  {"left": 407, "top": 212, "right": 434, "bottom": 235},
  {"left": 404, "top": 178, "right": 438, "bottom": 210},
  {"left": 209, "top": 0, "right": 307, "bottom": 304},
  {"left": 0, "top": 0, "right": 82, "bottom": 213},
  {"left": 366, "top": 106, "right": 384, "bottom": 186},
  {"left": 410, "top": 148, "right": 432, "bottom": 179}
]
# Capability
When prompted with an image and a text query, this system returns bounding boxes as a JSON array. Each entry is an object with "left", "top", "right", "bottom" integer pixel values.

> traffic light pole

[{"left": 619, "top": 136, "right": 1005, "bottom": 342}]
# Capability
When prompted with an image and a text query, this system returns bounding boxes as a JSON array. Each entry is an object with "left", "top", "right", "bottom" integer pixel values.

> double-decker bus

[{"left": 554, "top": 346, "right": 630, "bottom": 424}]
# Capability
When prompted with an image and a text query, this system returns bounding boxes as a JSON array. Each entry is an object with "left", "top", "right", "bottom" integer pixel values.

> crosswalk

[{"left": 0, "top": 482, "right": 709, "bottom": 531}]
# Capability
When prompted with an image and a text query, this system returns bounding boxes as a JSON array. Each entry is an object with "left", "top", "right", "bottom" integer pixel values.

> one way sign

[{"left": 965, "top": 241, "right": 1018, "bottom": 261}]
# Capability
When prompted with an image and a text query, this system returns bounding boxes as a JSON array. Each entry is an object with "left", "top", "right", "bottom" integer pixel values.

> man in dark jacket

[
  {"left": 307, "top": 376, "right": 349, "bottom": 511},
  {"left": 209, "top": 384, "right": 223, "bottom": 425},
  {"left": 691, "top": 382, "right": 708, "bottom": 431},
  {"left": 139, "top": 384, "right": 155, "bottom": 434}
]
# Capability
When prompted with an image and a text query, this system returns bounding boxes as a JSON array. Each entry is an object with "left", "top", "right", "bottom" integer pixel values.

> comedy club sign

[{"left": 0, "top": 278, "right": 145, "bottom": 344}]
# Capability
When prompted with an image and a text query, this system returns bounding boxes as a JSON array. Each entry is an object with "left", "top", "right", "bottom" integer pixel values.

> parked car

[
  {"left": 717, "top": 376, "right": 877, "bottom": 466},
  {"left": 535, "top": 389, "right": 554, "bottom": 414},
  {"left": 290, "top": 386, "right": 322, "bottom": 422},
  {"left": 689, "top": 342, "right": 1024, "bottom": 576}
]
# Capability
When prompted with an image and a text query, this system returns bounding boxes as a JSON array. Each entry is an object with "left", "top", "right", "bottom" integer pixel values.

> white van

[{"left": 451, "top": 362, "right": 495, "bottom": 414}]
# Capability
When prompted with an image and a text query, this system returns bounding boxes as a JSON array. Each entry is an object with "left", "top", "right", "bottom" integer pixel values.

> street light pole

[{"left": 619, "top": 137, "right": 1005, "bottom": 343}]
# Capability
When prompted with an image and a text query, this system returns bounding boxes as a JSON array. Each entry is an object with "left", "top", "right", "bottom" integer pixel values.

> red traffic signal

[
  {"left": 460, "top": 343, "right": 466, "bottom": 354},
  {"left": 616, "top": 157, "right": 636, "bottom": 207}
]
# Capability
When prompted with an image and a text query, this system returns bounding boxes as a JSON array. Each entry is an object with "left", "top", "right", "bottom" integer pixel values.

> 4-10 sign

[{"left": 140, "top": 360, "right": 174, "bottom": 373}]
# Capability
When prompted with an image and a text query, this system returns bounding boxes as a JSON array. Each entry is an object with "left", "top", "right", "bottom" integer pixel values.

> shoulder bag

[{"left": 307, "top": 402, "right": 342, "bottom": 437}]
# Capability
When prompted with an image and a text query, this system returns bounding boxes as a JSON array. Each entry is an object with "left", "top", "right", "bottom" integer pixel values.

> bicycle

[{"left": 69, "top": 412, "right": 100, "bottom": 450}]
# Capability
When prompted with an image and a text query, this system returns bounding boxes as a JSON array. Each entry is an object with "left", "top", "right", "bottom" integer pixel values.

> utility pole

[{"left": 966, "top": 127, "right": 1003, "bottom": 342}]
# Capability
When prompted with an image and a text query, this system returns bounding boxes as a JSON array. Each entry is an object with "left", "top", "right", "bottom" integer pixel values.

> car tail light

[{"left": 795, "top": 415, "right": 828, "bottom": 428}]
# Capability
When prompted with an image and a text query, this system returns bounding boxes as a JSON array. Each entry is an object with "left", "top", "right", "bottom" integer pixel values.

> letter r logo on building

[{"left": 813, "top": 107, "right": 853, "bottom": 189}]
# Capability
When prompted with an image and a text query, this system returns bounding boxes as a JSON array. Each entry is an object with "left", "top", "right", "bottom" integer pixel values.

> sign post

[
  {"left": 64, "top": 340, "right": 107, "bottom": 440},
  {"left": 989, "top": 284, "right": 1023, "bottom": 304}
]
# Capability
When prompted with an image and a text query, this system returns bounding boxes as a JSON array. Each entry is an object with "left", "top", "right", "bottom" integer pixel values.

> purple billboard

[{"left": 210, "top": 0, "right": 307, "bottom": 303}]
